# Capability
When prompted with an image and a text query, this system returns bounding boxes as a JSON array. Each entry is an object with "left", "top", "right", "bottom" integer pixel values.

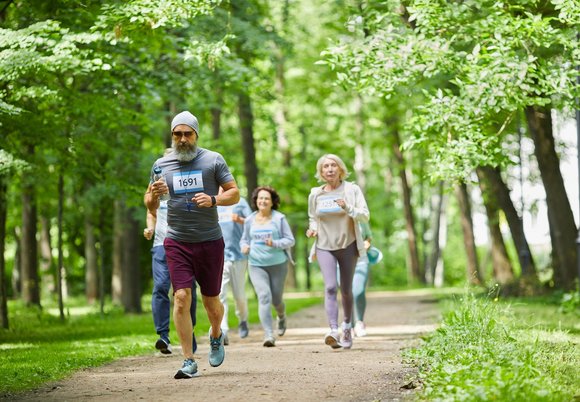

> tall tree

[
  {"left": 454, "top": 182, "right": 482, "bottom": 285},
  {"left": 84, "top": 214, "right": 98, "bottom": 304},
  {"left": 426, "top": 181, "right": 446, "bottom": 286},
  {"left": 477, "top": 169, "right": 515, "bottom": 285},
  {"left": 477, "top": 165, "right": 537, "bottom": 282},
  {"left": 389, "top": 122, "right": 422, "bottom": 283},
  {"left": 322, "top": 0, "right": 579, "bottom": 290},
  {"left": 526, "top": 106, "right": 577, "bottom": 289},
  {"left": 238, "top": 92, "right": 259, "bottom": 195}
]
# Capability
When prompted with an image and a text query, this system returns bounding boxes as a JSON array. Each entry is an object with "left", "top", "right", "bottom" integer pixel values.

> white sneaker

[
  {"left": 354, "top": 321, "right": 367, "bottom": 337},
  {"left": 263, "top": 335, "right": 276, "bottom": 347},
  {"left": 324, "top": 329, "right": 342, "bottom": 349}
]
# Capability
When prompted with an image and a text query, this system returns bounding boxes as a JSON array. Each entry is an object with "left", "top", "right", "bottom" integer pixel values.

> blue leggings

[
  {"left": 352, "top": 258, "right": 369, "bottom": 322},
  {"left": 316, "top": 242, "right": 358, "bottom": 329}
]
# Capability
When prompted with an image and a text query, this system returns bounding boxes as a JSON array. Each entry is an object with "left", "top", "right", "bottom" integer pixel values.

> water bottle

[{"left": 153, "top": 166, "right": 170, "bottom": 201}]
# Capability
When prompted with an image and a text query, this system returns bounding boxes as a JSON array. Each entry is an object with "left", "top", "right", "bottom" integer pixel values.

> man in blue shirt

[{"left": 218, "top": 194, "right": 253, "bottom": 344}]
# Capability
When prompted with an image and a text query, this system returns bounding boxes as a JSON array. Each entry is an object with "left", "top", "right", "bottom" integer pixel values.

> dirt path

[{"left": 11, "top": 290, "right": 439, "bottom": 402}]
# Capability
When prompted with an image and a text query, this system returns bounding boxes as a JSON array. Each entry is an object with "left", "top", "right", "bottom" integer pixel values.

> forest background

[{"left": 0, "top": 0, "right": 579, "bottom": 326}]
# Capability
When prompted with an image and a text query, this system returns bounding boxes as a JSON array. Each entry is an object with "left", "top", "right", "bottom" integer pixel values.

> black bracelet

[{"left": 211, "top": 195, "right": 217, "bottom": 206}]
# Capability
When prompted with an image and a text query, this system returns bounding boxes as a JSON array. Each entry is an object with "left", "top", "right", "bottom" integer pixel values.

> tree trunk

[
  {"left": 211, "top": 76, "right": 223, "bottom": 141},
  {"left": 39, "top": 215, "right": 54, "bottom": 297},
  {"left": 98, "top": 211, "right": 107, "bottom": 316},
  {"left": 285, "top": 223, "right": 298, "bottom": 289},
  {"left": 21, "top": 173, "right": 40, "bottom": 307},
  {"left": 238, "top": 92, "right": 259, "bottom": 196},
  {"left": 300, "top": 125, "right": 312, "bottom": 290},
  {"left": 0, "top": 176, "right": 9, "bottom": 328},
  {"left": 11, "top": 227, "right": 21, "bottom": 297},
  {"left": 56, "top": 173, "right": 65, "bottom": 320},
  {"left": 165, "top": 101, "right": 176, "bottom": 148},
  {"left": 433, "top": 188, "right": 447, "bottom": 289},
  {"left": 390, "top": 128, "right": 422, "bottom": 283},
  {"left": 477, "top": 170, "right": 515, "bottom": 285},
  {"left": 477, "top": 165, "right": 538, "bottom": 283},
  {"left": 274, "top": 47, "right": 291, "bottom": 167},
  {"left": 121, "top": 206, "right": 142, "bottom": 313},
  {"left": 353, "top": 95, "right": 366, "bottom": 192},
  {"left": 85, "top": 213, "right": 98, "bottom": 304},
  {"left": 426, "top": 181, "right": 445, "bottom": 285},
  {"left": 525, "top": 105, "right": 577, "bottom": 290},
  {"left": 454, "top": 182, "right": 482, "bottom": 285},
  {"left": 111, "top": 199, "right": 124, "bottom": 304}
]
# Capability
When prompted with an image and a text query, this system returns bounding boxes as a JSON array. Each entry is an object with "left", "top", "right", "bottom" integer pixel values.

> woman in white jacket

[{"left": 306, "top": 154, "right": 369, "bottom": 349}]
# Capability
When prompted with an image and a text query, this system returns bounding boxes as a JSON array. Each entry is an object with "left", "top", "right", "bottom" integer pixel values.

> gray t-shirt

[{"left": 150, "top": 147, "right": 235, "bottom": 243}]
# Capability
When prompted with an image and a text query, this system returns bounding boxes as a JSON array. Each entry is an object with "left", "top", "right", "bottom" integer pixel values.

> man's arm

[
  {"left": 144, "top": 183, "right": 160, "bottom": 213},
  {"left": 144, "top": 208, "right": 157, "bottom": 240},
  {"left": 217, "top": 180, "right": 240, "bottom": 206}
]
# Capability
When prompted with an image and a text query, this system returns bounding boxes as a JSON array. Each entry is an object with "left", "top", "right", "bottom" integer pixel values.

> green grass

[
  {"left": 0, "top": 293, "right": 322, "bottom": 396},
  {"left": 405, "top": 289, "right": 580, "bottom": 401}
]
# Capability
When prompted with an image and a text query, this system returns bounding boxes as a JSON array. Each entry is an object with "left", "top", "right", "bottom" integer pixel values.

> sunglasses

[{"left": 172, "top": 130, "right": 195, "bottom": 139}]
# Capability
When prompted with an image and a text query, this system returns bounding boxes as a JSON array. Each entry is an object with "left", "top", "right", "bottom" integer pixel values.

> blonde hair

[{"left": 314, "top": 154, "right": 350, "bottom": 182}]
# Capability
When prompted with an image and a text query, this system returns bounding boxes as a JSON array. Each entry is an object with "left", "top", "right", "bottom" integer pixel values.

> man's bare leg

[
  {"left": 174, "top": 288, "right": 193, "bottom": 359},
  {"left": 203, "top": 295, "right": 224, "bottom": 338}
]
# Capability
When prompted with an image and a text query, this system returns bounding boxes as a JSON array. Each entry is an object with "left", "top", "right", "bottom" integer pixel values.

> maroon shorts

[{"left": 164, "top": 237, "right": 225, "bottom": 297}]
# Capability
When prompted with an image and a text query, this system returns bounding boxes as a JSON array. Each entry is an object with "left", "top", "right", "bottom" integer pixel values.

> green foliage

[
  {"left": 94, "top": 0, "right": 221, "bottom": 32},
  {"left": 406, "top": 291, "right": 580, "bottom": 401},
  {"left": 322, "top": 0, "right": 580, "bottom": 181},
  {"left": 0, "top": 150, "right": 29, "bottom": 176},
  {"left": 558, "top": 289, "right": 580, "bottom": 314}
]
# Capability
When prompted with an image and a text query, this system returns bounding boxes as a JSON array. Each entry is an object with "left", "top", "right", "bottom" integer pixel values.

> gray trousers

[
  {"left": 248, "top": 262, "right": 288, "bottom": 337},
  {"left": 219, "top": 259, "right": 249, "bottom": 331}
]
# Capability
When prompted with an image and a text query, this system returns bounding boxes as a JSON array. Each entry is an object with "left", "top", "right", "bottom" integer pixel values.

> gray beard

[{"left": 173, "top": 143, "right": 198, "bottom": 162}]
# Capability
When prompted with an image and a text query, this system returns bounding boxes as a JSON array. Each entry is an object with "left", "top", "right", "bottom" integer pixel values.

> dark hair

[{"left": 251, "top": 186, "right": 281, "bottom": 210}]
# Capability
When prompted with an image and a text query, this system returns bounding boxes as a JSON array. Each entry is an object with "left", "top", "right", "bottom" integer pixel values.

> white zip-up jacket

[{"left": 308, "top": 181, "right": 370, "bottom": 260}]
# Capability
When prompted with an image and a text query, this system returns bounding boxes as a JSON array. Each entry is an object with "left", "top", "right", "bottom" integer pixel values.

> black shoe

[{"left": 155, "top": 338, "right": 172, "bottom": 354}]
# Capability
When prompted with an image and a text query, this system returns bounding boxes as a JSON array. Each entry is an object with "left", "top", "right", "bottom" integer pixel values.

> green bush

[{"left": 405, "top": 291, "right": 579, "bottom": 401}]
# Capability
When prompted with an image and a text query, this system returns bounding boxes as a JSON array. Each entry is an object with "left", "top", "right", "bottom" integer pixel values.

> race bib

[
  {"left": 317, "top": 195, "right": 342, "bottom": 214},
  {"left": 253, "top": 229, "right": 273, "bottom": 245},
  {"left": 173, "top": 170, "right": 204, "bottom": 194}
]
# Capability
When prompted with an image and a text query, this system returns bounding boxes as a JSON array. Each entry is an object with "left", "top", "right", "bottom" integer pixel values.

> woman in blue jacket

[{"left": 241, "top": 186, "right": 295, "bottom": 347}]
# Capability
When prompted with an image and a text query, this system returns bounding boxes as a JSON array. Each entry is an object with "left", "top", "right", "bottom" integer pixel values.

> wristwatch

[{"left": 210, "top": 195, "right": 217, "bottom": 206}]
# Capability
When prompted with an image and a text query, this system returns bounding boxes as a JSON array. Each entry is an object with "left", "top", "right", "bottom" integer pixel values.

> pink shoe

[{"left": 341, "top": 322, "right": 352, "bottom": 349}]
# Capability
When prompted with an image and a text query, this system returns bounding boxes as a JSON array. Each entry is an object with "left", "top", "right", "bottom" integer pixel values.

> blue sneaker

[
  {"left": 238, "top": 321, "right": 249, "bottom": 338},
  {"left": 209, "top": 331, "right": 225, "bottom": 367},
  {"left": 192, "top": 331, "right": 197, "bottom": 354},
  {"left": 174, "top": 358, "right": 198, "bottom": 379}
]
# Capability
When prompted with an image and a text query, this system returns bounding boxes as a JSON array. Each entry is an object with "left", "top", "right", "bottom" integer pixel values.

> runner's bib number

[
  {"left": 173, "top": 170, "right": 204, "bottom": 194},
  {"left": 317, "top": 195, "right": 342, "bottom": 214},
  {"left": 253, "top": 229, "right": 273, "bottom": 245}
]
